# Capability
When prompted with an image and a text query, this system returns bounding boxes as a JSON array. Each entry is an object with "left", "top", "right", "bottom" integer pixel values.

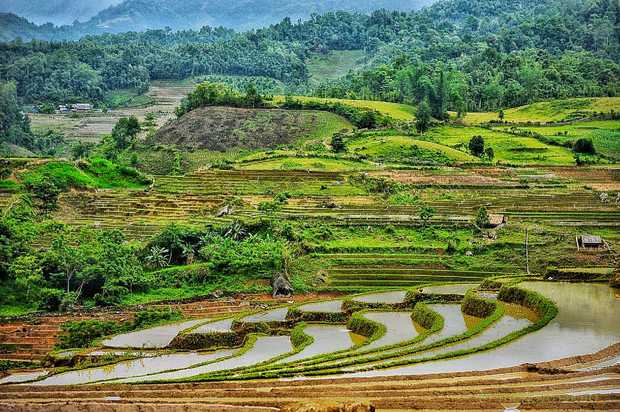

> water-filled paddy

[
  {"left": 191, "top": 318, "right": 234, "bottom": 334},
  {"left": 102, "top": 318, "right": 209, "bottom": 349},
  {"left": 298, "top": 300, "right": 343, "bottom": 313},
  {"left": 361, "top": 312, "right": 419, "bottom": 350},
  {"left": 115, "top": 335, "right": 293, "bottom": 382},
  {"left": 347, "top": 282, "right": 620, "bottom": 377},
  {"left": 354, "top": 291, "right": 407, "bottom": 304},
  {"left": 279, "top": 325, "right": 356, "bottom": 363},
  {"left": 242, "top": 307, "right": 289, "bottom": 323},
  {"left": 421, "top": 283, "right": 479, "bottom": 295},
  {"left": 33, "top": 350, "right": 235, "bottom": 385},
  {"left": 0, "top": 371, "right": 48, "bottom": 385}
]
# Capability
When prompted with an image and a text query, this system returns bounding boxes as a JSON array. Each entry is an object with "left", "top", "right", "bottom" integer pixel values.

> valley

[{"left": 0, "top": 0, "right": 618, "bottom": 410}]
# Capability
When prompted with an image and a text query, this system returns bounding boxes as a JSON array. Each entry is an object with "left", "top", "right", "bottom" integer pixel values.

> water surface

[
  {"left": 114, "top": 335, "right": 293, "bottom": 383},
  {"left": 242, "top": 307, "right": 289, "bottom": 323},
  {"left": 279, "top": 325, "right": 356, "bottom": 363},
  {"left": 354, "top": 291, "right": 407, "bottom": 305},
  {"left": 33, "top": 350, "right": 235, "bottom": 385},
  {"left": 298, "top": 300, "right": 343, "bottom": 313},
  {"left": 0, "top": 371, "right": 47, "bottom": 385},
  {"left": 346, "top": 282, "right": 620, "bottom": 377},
  {"left": 192, "top": 318, "right": 234, "bottom": 334},
  {"left": 360, "top": 312, "right": 419, "bottom": 350},
  {"left": 102, "top": 318, "right": 209, "bottom": 349}
]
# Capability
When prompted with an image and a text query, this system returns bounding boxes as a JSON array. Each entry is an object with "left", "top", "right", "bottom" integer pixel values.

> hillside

[
  {"left": 0, "top": 0, "right": 435, "bottom": 41},
  {"left": 152, "top": 106, "right": 352, "bottom": 151}
]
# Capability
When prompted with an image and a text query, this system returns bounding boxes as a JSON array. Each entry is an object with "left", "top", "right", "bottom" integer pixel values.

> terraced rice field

[{"left": 1, "top": 280, "right": 617, "bottom": 412}]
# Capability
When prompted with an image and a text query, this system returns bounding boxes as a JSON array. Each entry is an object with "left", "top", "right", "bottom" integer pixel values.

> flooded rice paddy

[
  {"left": 353, "top": 291, "right": 407, "bottom": 304},
  {"left": 2, "top": 281, "right": 617, "bottom": 385},
  {"left": 102, "top": 318, "right": 209, "bottom": 349},
  {"left": 0, "top": 371, "right": 48, "bottom": 385},
  {"left": 298, "top": 300, "right": 344, "bottom": 313},
  {"left": 191, "top": 318, "right": 234, "bottom": 334},
  {"left": 279, "top": 325, "right": 356, "bottom": 363},
  {"left": 347, "top": 282, "right": 620, "bottom": 377},
  {"left": 360, "top": 312, "right": 419, "bottom": 350},
  {"left": 114, "top": 336, "right": 293, "bottom": 382},
  {"left": 33, "top": 350, "right": 236, "bottom": 386},
  {"left": 241, "top": 307, "right": 289, "bottom": 323}
]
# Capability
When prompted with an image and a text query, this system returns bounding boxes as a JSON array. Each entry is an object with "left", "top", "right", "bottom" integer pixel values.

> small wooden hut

[{"left": 576, "top": 235, "right": 608, "bottom": 252}]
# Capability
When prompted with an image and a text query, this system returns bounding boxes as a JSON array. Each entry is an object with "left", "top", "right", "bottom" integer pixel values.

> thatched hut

[{"left": 488, "top": 214, "right": 507, "bottom": 228}]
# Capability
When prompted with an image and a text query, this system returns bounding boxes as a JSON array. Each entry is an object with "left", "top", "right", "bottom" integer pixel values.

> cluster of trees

[
  {"left": 175, "top": 82, "right": 265, "bottom": 117},
  {"left": 1, "top": 0, "right": 617, "bottom": 109},
  {"left": 0, "top": 192, "right": 290, "bottom": 311},
  {"left": 0, "top": 81, "right": 32, "bottom": 147},
  {"left": 315, "top": 49, "right": 619, "bottom": 113}
]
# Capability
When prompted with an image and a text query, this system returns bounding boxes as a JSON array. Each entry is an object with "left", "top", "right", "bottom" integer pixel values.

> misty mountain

[
  {"left": 0, "top": 0, "right": 435, "bottom": 42},
  {"left": 86, "top": 0, "right": 435, "bottom": 32},
  {"left": 0, "top": 0, "right": 122, "bottom": 25}
]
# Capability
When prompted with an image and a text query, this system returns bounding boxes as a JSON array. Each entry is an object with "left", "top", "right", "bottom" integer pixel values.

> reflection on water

[
  {"left": 115, "top": 335, "right": 293, "bottom": 383},
  {"left": 242, "top": 307, "right": 289, "bottom": 323},
  {"left": 421, "top": 283, "right": 479, "bottom": 295},
  {"left": 354, "top": 291, "right": 407, "bottom": 304},
  {"left": 361, "top": 312, "right": 418, "bottom": 350},
  {"left": 346, "top": 282, "right": 620, "bottom": 377},
  {"left": 102, "top": 318, "right": 209, "bottom": 349},
  {"left": 350, "top": 332, "right": 367, "bottom": 346},
  {"left": 406, "top": 313, "right": 531, "bottom": 362},
  {"left": 33, "top": 350, "right": 235, "bottom": 386},
  {"left": 298, "top": 300, "right": 343, "bottom": 313},
  {"left": 280, "top": 325, "right": 356, "bottom": 363},
  {"left": 463, "top": 314, "right": 483, "bottom": 330}
]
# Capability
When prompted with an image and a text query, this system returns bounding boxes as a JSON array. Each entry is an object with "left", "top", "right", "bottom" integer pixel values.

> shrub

[
  {"left": 573, "top": 138, "right": 596, "bottom": 154},
  {"left": 475, "top": 206, "right": 490, "bottom": 229},
  {"left": 58, "top": 320, "right": 123, "bottom": 349},
  {"left": 468, "top": 135, "right": 485, "bottom": 157},
  {"left": 461, "top": 290, "right": 496, "bottom": 318},
  {"left": 133, "top": 308, "right": 183, "bottom": 329}
]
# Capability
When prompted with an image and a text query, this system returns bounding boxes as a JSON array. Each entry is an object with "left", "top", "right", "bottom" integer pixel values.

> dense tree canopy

[{"left": 0, "top": 0, "right": 617, "bottom": 110}]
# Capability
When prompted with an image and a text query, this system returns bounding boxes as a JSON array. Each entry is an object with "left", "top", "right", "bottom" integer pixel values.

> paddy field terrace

[{"left": 0, "top": 90, "right": 619, "bottom": 411}]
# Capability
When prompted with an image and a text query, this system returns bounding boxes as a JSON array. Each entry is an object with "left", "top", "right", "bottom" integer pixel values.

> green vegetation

[{"left": 307, "top": 50, "right": 366, "bottom": 83}]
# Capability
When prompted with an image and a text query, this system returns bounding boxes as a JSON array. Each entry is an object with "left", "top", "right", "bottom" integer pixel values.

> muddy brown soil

[{"left": 1, "top": 345, "right": 618, "bottom": 412}]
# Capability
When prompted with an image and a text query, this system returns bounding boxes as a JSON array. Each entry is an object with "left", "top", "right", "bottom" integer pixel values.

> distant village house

[{"left": 71, "top": 103, "right": 93, "bottom": 112}]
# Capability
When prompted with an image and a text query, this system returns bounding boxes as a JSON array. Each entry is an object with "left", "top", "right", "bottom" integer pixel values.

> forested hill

[
  {"left": 0, "top": 0, "right": 617, "bottom": 113},
  {"left": 0, "top": 0, "right": 435, "bottom": 41}
]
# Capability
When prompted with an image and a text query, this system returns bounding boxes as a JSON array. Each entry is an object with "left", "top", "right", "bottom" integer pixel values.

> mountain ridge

[{"left": 0, "top": 0, "right": 435, "bottom": 42}]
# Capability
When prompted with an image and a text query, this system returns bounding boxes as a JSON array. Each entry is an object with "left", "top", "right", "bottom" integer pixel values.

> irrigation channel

[{"left": 1, "top": 281, "right": 618, "bottom": 387}]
